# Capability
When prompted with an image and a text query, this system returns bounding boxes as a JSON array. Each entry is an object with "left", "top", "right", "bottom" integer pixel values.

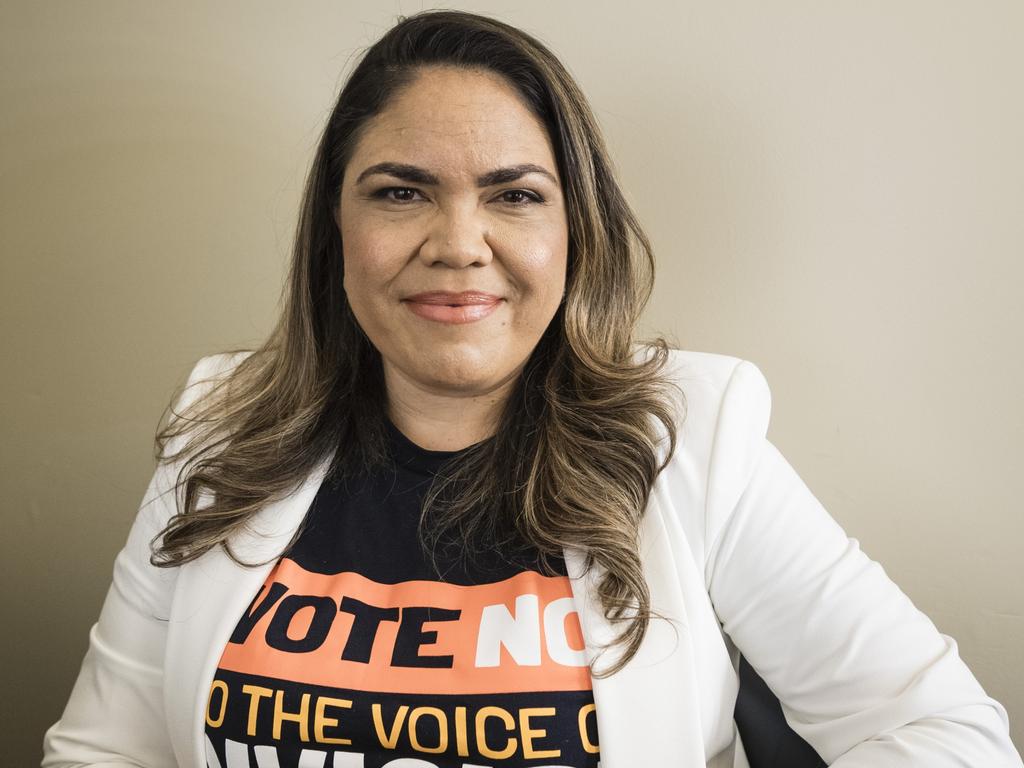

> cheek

[
  {"left": 340, "top": 247, "right": 366, "bottom": 302},
  {"left": 505, "top": 255, "right": 566, "bottom": 337},
  {"left": 516, "top": 236, "right": 568, "bottom": 296},
  {"left": 341, "top": 228, "right": 397, "bottom": 298}
]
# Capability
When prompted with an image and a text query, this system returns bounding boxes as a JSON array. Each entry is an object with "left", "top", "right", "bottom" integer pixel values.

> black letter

[
  {"left": 338, "top": 596, "right": 400, "bottom": 663},
  {"left": 391, "top": 606, "right": 461, "bottom": 668},
  {"left": 229, "top": 582, "right": 288, "bottom": 644},
  {"left": 265, "top": 594, "right": 336, "bottom": 653}
]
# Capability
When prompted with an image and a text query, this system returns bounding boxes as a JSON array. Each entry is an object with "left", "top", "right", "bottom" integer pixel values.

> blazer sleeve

[
  {"left": 42, "top": 354, "right": 238, "bottom": 768},
  {"left": 704, "top": 360, "right": 1023, "bottom": 766}
]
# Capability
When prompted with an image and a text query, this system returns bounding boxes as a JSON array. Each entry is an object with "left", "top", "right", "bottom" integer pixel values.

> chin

[
  {"left": 422, "top": 363, "right": 502, "bottom": 394},
  {"left": 415, "top": 348, "right": 517, "bottom": 394}
]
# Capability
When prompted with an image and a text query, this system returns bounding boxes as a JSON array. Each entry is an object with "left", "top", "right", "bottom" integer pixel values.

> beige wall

[{"left": 3, "top": 1, "right": 1021, "bottom": 761}]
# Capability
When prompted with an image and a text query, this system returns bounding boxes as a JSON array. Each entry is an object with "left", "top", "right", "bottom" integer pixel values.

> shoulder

[
  {"left": 634, "top": 345, "right": 772, "bottom": 441},
  {"left": 663, "top": 347, "right": 770, "bottom": 409},
  {"left": 177, "top": 350, "right": 254, "bottom": 405},
  {"left": 645, "top": 347, "right": 775, "bottom": 545},
  {"left": 159, "top": 350, "right": 255, "bottom": 461}
]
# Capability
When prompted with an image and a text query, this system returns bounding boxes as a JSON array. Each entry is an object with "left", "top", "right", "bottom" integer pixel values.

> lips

[
  {"left": 403, "top": 291, "right": 502, "bottom": 324},
  {"left": 404, "top": 291, "right": 501, "bottom": 305}
]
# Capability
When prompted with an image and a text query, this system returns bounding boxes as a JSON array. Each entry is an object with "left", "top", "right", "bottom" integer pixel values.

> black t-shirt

[{"left": 203, "top": 418, "right": 600, "bottom": 768}]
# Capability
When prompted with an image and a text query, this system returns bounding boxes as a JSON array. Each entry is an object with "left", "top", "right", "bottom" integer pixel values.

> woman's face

[{"left": 336, "top": 66, "right": 569, "bottom": 401}]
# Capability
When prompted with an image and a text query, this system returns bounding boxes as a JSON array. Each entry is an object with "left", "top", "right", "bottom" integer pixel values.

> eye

[
  {"left": 369, "top": 187, "right": 544, "bottom": 206},
  {"left": 372, "top": 186, "right": 424, "bottom": 204},
  {"left": 499, "top": 189, "right": 544, "bottom": 207}
]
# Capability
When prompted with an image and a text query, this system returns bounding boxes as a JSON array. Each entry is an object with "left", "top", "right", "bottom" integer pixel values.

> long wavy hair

[{"left": 152, "top": 9, "right": 684, "bottom": 677}]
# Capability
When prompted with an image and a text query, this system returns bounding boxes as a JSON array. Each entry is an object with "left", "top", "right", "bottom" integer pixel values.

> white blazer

[{"left": 43, "top": 349, "right": 1022, "bottom": 768}]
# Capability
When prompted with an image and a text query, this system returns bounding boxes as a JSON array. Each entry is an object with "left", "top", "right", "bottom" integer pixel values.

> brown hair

[{"left": 152, "top": 9, "right": 683, "bottom": 677}]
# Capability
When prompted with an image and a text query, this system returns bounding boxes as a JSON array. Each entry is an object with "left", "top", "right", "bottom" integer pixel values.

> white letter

[
  {"left": 476, "top": 594, "right": 541, "bottom": 667},
  {"left": 225, "top": 739, "right": 251, "bottom": 768},
  {"left": 543, "top": 597, "right": 587, "bottom": 666},
  {"left": 204, "top": 735, "right": 223, "bottom": 768},
  {"left": 253, "top": 744, "right": 281, "bottom": 768},
  {"left": 332, "top": 751, "right": 365, "bottom": 767}
]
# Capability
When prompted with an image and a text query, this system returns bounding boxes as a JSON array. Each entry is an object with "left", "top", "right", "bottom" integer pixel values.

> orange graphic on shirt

[{"left": 217, "top": 558, "right": 592, "bottom": 696}]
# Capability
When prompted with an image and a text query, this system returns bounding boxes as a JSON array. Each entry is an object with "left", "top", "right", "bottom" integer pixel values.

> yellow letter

[
  {"left": 577, "top": 703, "right": 599, "bottom": 754},
  {"left": 475, "top": 706, "right": 517, "bottom": 760},
  {"left": 273, "top": 690, "right": 310, "bottom": 742},
  {"left": 372, "top": 703, "right": 409, "bottom": 750},
  {"left": 241, "top": 684, "right": 272, "bottom": 737},
  {"left": 519, "top": 707, "right": 560, "bottom": 758},
  {"left": 408, "top": 706, "right": 447, "bottom": 754},
  {"left": 454, "top": 706, "right": 469, "bottom": 757},
  {"left": 314, "top": 696, "right": 353, "bottom": 745},
  {"left": 206, "top": 680, "right": 228, "bottom": 728}
]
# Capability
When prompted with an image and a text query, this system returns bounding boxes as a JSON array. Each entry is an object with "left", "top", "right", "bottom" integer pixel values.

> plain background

[{"left": 2, "top": 1, "right": 1021, "bottom": 763}]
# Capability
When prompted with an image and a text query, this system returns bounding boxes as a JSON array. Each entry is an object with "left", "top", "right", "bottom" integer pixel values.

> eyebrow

[{"left": 354, "top": 162, "right": 559, "bottom": 188}]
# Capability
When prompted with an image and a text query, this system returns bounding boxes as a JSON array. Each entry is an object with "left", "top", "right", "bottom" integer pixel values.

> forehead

[{"left": 350, "top": 67, "right": 556, "bottom": 173}]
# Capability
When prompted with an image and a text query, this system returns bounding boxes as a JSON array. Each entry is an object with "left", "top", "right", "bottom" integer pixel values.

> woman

[{"left": 43, "top": 9, "right": 1021, "bottom": 768}]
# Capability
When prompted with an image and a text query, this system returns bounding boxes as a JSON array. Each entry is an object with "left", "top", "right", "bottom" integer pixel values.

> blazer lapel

[
  {"left": 163, "top": 455, "right": 333, "bottom": 768},
  {"left": 565, "top": 494, "right": 708, "bottom": 767}
]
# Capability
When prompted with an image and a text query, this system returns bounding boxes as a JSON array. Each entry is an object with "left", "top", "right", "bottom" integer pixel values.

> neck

[{"left": 384, "top": 365, "right": 519, "bottom": 452}]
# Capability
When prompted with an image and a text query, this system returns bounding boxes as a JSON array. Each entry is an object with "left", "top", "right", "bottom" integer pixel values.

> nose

[{"left": 417, "top": 204, "right": 493, "bottom": 268}]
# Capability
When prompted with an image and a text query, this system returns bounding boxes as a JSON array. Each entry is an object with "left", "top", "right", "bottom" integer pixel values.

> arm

[
  {"left": 705, "top": 361, "right": 1022, "bottom": 766},
  {"left": 42, "top": 354, "right": 238, "bottom": 768}
]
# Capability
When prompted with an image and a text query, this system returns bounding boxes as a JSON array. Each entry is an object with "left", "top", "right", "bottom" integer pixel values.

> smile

[{"left": 402, "top": 290, "right": 503, "bottom": 325}]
